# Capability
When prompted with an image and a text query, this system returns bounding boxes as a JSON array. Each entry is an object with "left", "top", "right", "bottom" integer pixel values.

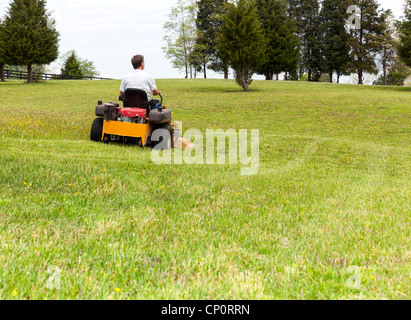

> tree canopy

[
  {"left": 163, "top": 0, "right": 197, "bottom": 78},
  {"left": 0, "top": 0, "right": 59, "bottom": 82},
  {"left": 218, "top": 0, "right": 266, "bottom": 91},
  {"left": 60, "top": 50, "right": 100, "bottom": 78},
  {"left": 398, "top": 0, "right": 411, "bottom": 67},
  {"left": 196, "top": 0, "right": 228, "bottom": 78},
  {"left": 256, "top": 0, "right": 300, "bottom": 80}
]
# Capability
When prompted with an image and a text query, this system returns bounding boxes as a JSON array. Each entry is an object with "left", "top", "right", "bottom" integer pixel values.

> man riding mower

[{"left": 90, "top": 88, "right": 175, "bottom": 149}]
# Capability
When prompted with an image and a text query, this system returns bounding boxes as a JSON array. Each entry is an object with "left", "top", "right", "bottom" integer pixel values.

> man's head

[{"left": 131, "top": 55, "right": 145, "bottom": 70}]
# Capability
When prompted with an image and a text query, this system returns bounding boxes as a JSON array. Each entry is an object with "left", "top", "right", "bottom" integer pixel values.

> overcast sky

[{"left": 0, "top": 0, "right": 406, "bottom": 80}]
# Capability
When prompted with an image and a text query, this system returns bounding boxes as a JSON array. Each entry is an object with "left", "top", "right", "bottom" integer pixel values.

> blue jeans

[{"left": 150, "top": 101, "right": 162, "bottom": 110}]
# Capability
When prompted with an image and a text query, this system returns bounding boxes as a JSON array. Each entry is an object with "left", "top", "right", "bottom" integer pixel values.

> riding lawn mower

[{"left": 90, "top": 89, "right": 176, "bottom": 148}]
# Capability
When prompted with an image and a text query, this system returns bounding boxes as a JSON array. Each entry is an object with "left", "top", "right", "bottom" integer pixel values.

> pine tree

[
  {"left": 59, "top": 50, "right": 100, "bottom": 78},
  {"left": 60, "top": 51, "right": 83, "bottom": 78},
  {"left": 287, "top": 0, "right": 322, "bottom": 81},
  {"left": 398, "top": 0, "right": 411, "bottom": 67},
  {"left": 256, "top": 0, "right": 300, "bottom": 80},
  {"left": 1, "top": 0, "right": 59, "bottom": 83},
  {"left": 347, "top": 0, "right": 385, "bottom": 85},
  {"left": 378, "top": 10, "right": 397, "bottom": 85},
  {"left": 0, "top": 18, "right": 5, "bottom": 81},
  {"left": 218, "top": 0, "right": 266, "bottom": 91},
  {"left": 318, "top": 0, "right": 351, "bottom": 83},
  {"left": 195, "top": 0, "right": 228, "bottom": 79}
]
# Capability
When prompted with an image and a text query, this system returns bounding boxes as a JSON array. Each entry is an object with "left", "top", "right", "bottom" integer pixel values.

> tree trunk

[
  {"left": 0, "top": 64, "right": 4, "bottom": 82},
  {"left": 358, "top": 25, "right": 364, "bottom": 85},
  {"left": 28, "top": 65, "right": 33, "bottom": 83},
  {"left": 203, "top": 62, "right": 207, "bottom": 79},
  {"left": 276, "top": 74, "right": 279, "bottom": 81},
  {"left": 358, "top": 68, "right": 363, "bottom": 85},
  {"left": 329, "top": 72, "right": 333, "bottom": 83},
  {"left": 284, "top": 72, "right": 288, "bottom": 81},
  {"left": 337, "top": 74, "right": 340, "bottom": 84},
  {"left": 308, "top": 69, "right": 312, "bottom": 82},
  {"left": 383, "top": 50, "right": 387, "bottom": 86},
  {"left": 224, "top": 68, "right": 228, "bottom": 80}
]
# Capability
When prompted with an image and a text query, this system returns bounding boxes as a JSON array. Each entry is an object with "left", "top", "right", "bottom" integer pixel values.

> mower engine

[
  {"left": 117, "top": 108, "right": 148, "bottom": 124},
  {"left": 95, "top": 102, "right": 148, "bottom": 124}
]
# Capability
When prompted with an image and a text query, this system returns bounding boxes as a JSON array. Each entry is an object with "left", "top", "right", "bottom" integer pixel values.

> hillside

[{"left": 0, "top": 79, "right": 409, "bottom": 299}]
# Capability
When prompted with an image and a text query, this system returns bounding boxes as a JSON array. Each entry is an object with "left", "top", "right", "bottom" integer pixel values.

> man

[{"left": 119, "top": 55, "right": 161, "bottom": 109}]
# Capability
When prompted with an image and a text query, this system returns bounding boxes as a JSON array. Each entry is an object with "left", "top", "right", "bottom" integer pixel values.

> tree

[
  {"left": 347, "top": 0, "right": 385, "bottom": 85},
  {"left": 373, "top": 56, "right": 411, "bottom": 85},
  {"left": 163, "top": 0, "right": 197, "bottom": 78},
  {"left": 318, "top": 0, "right": 351, "bottom": 83},
  {"left": 79, "top": 59, "right": 100, "bottom": 78},
  {"left": 378, "top": 10, "right": 397, "bottom": 85},
  {"left": 287, "top": 0, "right": 322, "bottom": 81},
  {"left": 195, "top": 0, "right": 229, "bottom": 79},
  {"left": 59, "top": 50, "right": 100, "bottom": 78},
  {"left": 218, "top": 0, "right": 266, "bottom": 91},
  {"left": 256, "top": 0, "right": 300, "bottom": 80},
  {"left": 398, "top": 0, "right": 411, "bottom": 67},
  {"left": 1, "top": 0, "right": 59, "bottom": 83},
  {"left": 60, "top": 51, "right": 83, "bottom": 78},
  {"left": 0, "top": 18, "right": 5, "bottom": 82}
]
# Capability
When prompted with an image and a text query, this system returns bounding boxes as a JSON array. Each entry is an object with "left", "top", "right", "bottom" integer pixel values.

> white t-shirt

[{"left": 120, "top": 69, "right": 157, "bottom": 101}]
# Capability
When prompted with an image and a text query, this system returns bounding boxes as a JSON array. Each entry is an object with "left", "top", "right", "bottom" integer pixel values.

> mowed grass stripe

[{"left": 0, "top": 79, "right": 410, "bottom": 299}]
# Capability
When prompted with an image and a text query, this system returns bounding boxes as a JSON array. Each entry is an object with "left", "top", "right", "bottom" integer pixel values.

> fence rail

[{"left": 3, "top": 69, "right": 114, "bottom": 81}]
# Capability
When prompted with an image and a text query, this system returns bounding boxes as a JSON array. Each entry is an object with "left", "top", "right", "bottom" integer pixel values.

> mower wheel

[
  {"left": 152, "top": 124, "right": 173, "bottom": 150},
  {"left": 90, "top": 118, "right": 104, "bottom": 142}
]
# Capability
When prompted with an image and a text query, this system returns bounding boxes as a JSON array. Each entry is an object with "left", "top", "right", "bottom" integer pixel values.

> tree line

[{"left": 163, "top": 0, "right": 411, "bottom": 91}]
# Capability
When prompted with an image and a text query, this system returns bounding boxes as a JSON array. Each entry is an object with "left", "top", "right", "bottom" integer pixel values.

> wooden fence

[{"left": 3, "top": 69, "right": 114, "bottom": 81}]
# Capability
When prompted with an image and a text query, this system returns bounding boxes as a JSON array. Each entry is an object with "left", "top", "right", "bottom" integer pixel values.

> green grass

[{"left": 0, "top": 79, "right": 410, "bottom": 300}]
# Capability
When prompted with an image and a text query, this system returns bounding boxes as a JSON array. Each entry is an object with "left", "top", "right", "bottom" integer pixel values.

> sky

[{"left": 0, "top": 0, "right": 407, "bottom": 80}]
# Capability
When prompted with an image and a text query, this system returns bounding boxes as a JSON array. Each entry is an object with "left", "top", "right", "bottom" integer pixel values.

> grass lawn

[{"left": 0, "top": 79, "right": 410, "bottom": 300}]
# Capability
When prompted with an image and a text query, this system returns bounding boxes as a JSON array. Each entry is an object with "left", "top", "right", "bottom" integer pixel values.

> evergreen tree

[
  {"left": 378, "top": 10, "right": 397, "bottom": 85},
  {"left": 195, "top": 0, "right": 229, "bottom": 79},
  {"left": 318, "top": 0, "right": 351, "bottom": 83},
  {"left": 60, "top": 51, "right": 83, "bottom": 78},
  {"left": 398, "top": 0, "right": 411, "bottom": 67},
  {"left": 1, "top": 0, "right": 59, "bottom": 83},
  {"left": 218, "top": 0, "right": 266, "bottom": 91},
  {"left": 347, "top": 0, "right": 385, "bottom": 84},
  {"left": 58, "top": 50, "right": 100, "bottom": 78},
  {"left": 256, "top": 0, "right": 300, "bottom": 80},
  {"left": 0, "top": 19, "right": 5, "bottom": 82},
  {"left": 287, "top": 0, "right": 322, "bottom": 81}
]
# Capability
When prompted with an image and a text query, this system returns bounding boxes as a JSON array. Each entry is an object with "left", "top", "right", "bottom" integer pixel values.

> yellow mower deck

[{"left": 101, "top": 120, "right": 152, "bottom": 147}]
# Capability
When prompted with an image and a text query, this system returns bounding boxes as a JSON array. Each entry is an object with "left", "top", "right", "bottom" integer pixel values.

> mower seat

[{"left": 122, "top": 89, "right": 150, "bottom": 115}]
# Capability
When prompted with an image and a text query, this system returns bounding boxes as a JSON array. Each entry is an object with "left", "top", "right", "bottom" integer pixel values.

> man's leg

[{"left": 150, "top": 101, "right": 162, "bottom": 110}]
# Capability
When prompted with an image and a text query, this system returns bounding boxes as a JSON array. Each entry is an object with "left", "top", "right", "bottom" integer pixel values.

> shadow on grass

[{"left": 368, "top": 84, "right": 411, "bottom": 92}]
